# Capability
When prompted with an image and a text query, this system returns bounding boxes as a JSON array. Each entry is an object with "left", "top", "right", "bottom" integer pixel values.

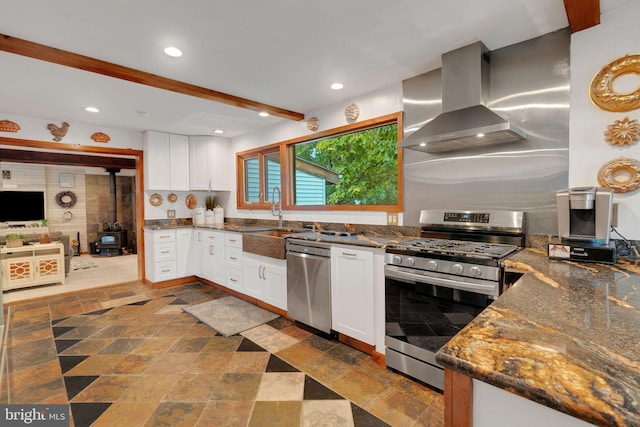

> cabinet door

[
  {"left": 143, "top": 131, "right": 171, "bottom": 190},
  {"left": 175, "top": 229, "right": 193, "bottom": 278},
  {"left": 243, "top": 254, "right": 266, "bottom": 300},
  {"left": 264, "top": 259, "right": 287, "bottom": 310},
  {"left": 169, "top": 134, "right": 190, "bottom": 191},
  {"left": 208, "top": 137, "right": 232, "bottom": 191},
  {"left": 189, "top": 136, "right": 211, "bottom": 190},
  {"left": 331, "top": 246, "right": 374, "bottom": 344},
  {"left": 200, "top": 231, "right": 226, "bottom": 284}
]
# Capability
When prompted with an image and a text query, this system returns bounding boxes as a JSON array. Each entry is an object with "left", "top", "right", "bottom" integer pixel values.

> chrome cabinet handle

[
  {"left": 262, "top": 266, "right": 267, "bottom": 280},
  {"left": 258, "top": 266, "right": 263, "bottom": 279},
  {"left": 342, "top": 252, "right": 357, "bottom": 257}
]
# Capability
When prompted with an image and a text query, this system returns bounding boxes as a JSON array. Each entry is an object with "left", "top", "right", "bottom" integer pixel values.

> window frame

[{"left": 236, "top": 111, "right": 403, "bottom": 212}]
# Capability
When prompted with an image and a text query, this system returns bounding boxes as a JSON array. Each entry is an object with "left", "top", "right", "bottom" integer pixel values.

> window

[{"left": 236, "top": 112, "right": 402, "bottom": 212}]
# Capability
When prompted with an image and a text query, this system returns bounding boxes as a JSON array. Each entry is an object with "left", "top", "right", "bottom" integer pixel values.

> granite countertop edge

[{"left": 435, "top": 248, "right": 640, "bottom": 427}]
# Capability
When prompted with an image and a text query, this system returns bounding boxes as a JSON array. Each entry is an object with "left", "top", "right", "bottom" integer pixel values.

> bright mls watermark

[{"left": 1, "top": 405, "right": 69, "bottom": 426}]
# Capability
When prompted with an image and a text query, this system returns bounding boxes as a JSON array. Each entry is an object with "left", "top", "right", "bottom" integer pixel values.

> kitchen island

[{"left": 436, "top": 248, "right": 640, "bottom": 427}]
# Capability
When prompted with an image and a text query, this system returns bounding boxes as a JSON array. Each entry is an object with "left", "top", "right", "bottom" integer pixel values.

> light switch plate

[
  {"left": 167, "top": 209, "right": 176, "bottom": 218},
  {"left": 387, "top": 212, "right": 398, "bottom": 225}
]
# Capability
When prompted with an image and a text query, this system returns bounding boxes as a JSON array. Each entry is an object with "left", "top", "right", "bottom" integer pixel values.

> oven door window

[{"left": 385, "top": 276, "right": 489, "bottom": 354}]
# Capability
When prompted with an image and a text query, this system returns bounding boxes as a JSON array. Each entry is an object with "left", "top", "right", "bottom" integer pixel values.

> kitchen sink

[
  {"left": 319, "top": 230, "right": 363, "bottom": 237},
  {"left": 242, "top": 228, "right": 306, "bottom": 259}
]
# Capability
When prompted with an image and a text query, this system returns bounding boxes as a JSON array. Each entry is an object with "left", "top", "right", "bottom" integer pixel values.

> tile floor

[{"left": 2, "top": 281, "right": 444, "bottom": 426}]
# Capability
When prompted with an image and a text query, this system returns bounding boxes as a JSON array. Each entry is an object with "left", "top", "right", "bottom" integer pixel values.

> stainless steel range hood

[{"left": 401, "top": 42, "right": 526, "bottom": 153}]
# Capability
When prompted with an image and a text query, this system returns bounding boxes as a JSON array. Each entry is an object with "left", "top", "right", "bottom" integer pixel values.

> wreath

[{"left": 55, "top": 190, "right": 77, "bottom": 208}]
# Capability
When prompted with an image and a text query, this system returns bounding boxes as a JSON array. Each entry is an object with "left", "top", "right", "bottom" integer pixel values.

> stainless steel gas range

[{"left": 384, "top": 210, "right": 524, "bottom": 390}]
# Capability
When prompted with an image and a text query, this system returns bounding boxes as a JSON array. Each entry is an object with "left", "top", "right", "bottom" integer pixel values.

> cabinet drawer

[
  {"left": 226, "top": 267, "right": 243, "bottom": 290},
  {"left": 153, "top": 230, "right": 176, "bottom": 244},
  {"left": 199, "top": 231, "right": 223, "bottom": 245},
  {"left": 154, "top": 243, "right": 176, "bottom": 261},
  {"left": 154, "top": 261, "right": 177, "bottom": 281},
  {"left": 226, "top": 248, "right": 243, "bottom": 268},
  {"left": 224, "top": 233, "right": 242, "bottom": 249}
]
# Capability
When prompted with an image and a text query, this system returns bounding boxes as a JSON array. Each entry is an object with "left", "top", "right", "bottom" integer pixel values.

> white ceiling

[{"left": 0, "top": 0, "right": 632, "bottom": 139}]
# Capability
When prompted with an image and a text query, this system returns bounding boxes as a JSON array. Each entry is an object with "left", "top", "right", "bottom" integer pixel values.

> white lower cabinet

[
  {"left": 197, "top": 230, "right": 226, "bottom": 285},
  {"left": 224, "top": 233, "right": 244, "bottom": 293},
  {"left": 175, "top": 228, "right": 193, "bottom": 278},
  {"left": 144, "top": 229, "right": 177, "bottom": 282},
  {"left": 330, "top": 245, "right": 375, "bottom": 345},
  {"left": 244, "top": 253, "right": 287, "bottom": 310}
]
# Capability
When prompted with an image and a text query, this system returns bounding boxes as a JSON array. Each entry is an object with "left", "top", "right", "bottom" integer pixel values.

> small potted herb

[{"left": 6, "top": 233, "right": 28, "bottom": 248}]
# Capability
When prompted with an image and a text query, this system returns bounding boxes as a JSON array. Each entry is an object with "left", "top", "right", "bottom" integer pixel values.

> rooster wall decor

[{"left": 47, "top": 121, "right": 70, "bottom": 142}]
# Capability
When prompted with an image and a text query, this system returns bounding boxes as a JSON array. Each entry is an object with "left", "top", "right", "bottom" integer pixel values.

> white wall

[
  {"left": 229, "top": 83, "right": 403, "bottom": 225},
  {"left": 0, "top": 113, "right": 142, "bottom": 150},
  {"left": 570, "top": 3, "right": 640, "bottom": 240}
]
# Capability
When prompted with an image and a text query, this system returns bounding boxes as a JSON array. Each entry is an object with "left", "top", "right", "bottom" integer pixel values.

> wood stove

[{"left": 97, "top": 231, "right": 127, "bottom": 256}]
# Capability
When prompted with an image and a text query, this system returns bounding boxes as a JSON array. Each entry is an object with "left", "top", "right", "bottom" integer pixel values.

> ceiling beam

[
  {"left": 563, "top": 0, "right": 600, "bottom": 33},
  {"left": 0, "top": 148, "right": 136, "bottom": 169},
  {"left": 0, "top": 34, "right": 305, "bottom": 122}
]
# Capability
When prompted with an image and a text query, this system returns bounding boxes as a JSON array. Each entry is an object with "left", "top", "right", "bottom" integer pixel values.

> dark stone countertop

[{"left": 436, "top": 248, "right": 640, "bottom": 427}]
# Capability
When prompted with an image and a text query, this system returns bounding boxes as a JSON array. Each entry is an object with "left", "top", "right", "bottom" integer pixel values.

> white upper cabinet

[
  {"left": 143, "top": 131, "right": 190, "bottom": 191},
  {"left": 189, "top": 136, "right": 232, "bottom": 191}
]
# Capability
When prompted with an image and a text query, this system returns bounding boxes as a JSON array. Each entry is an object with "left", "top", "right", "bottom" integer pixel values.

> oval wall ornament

[
  {"left": 0, "top": 119, "right": 20, "bottom": 132},
  {"left": 590, "top": 54, "right": 640, "bottom": 112},
  {"left": 597, "top": 158, "right": 640, "bottom": 193},
  {"left": 55, "top": 190, "right": 78, "bottom": 208}
]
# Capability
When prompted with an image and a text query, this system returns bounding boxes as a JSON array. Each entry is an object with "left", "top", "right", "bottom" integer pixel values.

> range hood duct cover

[{"left": 401, "top": 42, "right": 526, "bottom": 153}]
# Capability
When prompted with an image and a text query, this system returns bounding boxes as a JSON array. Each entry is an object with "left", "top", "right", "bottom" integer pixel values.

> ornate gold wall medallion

[
  {"left": 0, "top": 119, "right": 20, "bottom": 132},
  {"left": 149, "top": 193, "right": 163, "bottom": 206},
  {"left": 597, "top": 158, "right": 640, "bottom": 193},
  {"left": 590, "top": 54, "right": 640, "bottom": 112},
  {"left": 604, "top": 117, "right": 640, "bottom": 146},
  {"left": 167, "top": 193, "right": 178, "bottom": 203},
  {"left": 47, "top": 122, "right": 70, "bottom": 142},
  {"left": 306, "top": 117, "right": 319, "bottom": 131},
  {"left": 344, "top": 103, "right": 360, "bottom": 121},
  {"left": 91, "top": 132, "right": 111, "bottom": 143}
]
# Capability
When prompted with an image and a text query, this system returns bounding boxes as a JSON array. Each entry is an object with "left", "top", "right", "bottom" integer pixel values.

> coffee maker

[{"left": 549, "top": 187, "right": 616, "bottom": 263}]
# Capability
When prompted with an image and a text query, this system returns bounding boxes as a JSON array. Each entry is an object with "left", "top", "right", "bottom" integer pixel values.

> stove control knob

[
  {"left": 426, "top": 260, "right": 438, "bottom": 270},
  {"left": 392, "top": 255, "right": 402, "bottom": 264},
  {"left": 405, "top": 257, "right": 416, "bottom": 266},
  {"left": 451, "top": 264, "right": 464, "bottom": 275},
  {"left": 469, "top": 266, "right": 483, "bottom": 277}
]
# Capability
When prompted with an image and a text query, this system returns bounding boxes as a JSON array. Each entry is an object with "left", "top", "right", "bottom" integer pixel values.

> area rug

[
  {"left": 70, "top": 256, "right": 98, "bottom": 271},
  {"left": 183, "top": 296, "right": 280, "bottom": 337}
]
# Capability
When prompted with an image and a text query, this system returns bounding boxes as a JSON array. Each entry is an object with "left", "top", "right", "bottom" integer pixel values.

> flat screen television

[{"left": 0, "top": 191, "right": 46, "bottom": 222}]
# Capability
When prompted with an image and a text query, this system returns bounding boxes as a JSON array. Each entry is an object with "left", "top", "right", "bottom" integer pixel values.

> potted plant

[
  {"left": 6, "top": 233, "right": 28, "bottom": 248},
  {"left": 39, "top": 218, "right": 51, "bottom": 243}
]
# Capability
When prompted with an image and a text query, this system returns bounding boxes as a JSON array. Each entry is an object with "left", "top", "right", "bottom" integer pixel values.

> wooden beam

[
  {"left": 0, "top": 34, "right": 305, "bottom": 122},
  {"left": 563, "top": 0, "right": 600, "bottom": 33},
  {"left": 0, "top": 148, "right": 135, "bottom": 169}
]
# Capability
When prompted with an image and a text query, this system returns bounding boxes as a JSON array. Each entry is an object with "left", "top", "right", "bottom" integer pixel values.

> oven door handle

[{"left": 384, "top": 265, "right": 498, "bottom": 297}]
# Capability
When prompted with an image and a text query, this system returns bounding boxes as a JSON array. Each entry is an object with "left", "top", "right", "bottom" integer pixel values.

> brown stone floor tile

[
  {"left": 248, "top": 401, "right": 302, "bottom": 427},
  {"left": 326, "top": 343, "right": 368, "bottom": 366},
  {"left": 363, "top": 387, "right": 429, "bottom": 427},
  {"left": 154, "top": 323, "right": 196, "bottom": 337},
  {"left": 168, "top": 312, "right": 199, "bottom": 325},
  {"left": 210, "top": 373, "right": 262, "bottom": 401},
  {"left": 256, "top": 372, "right": 305, "bottom": 401},
  {"left": 430, "top": 393, "right": 445, "bottom": 411},
  {"left": 60, "top": 338, "right": 113, "bottom": 355},
  {"left": 275, "top": 342, "right": 324, "bottom": 370},
  {"left": 201, "top": 336, "right": 244, "bottom": 352},
  {"left": 8, "top": 338, "right": 58, "bottom": 371},
  {"left": 10, "top": 377, "right": 66, "bottom": 404},
  {"left": 118, "top": 373, "right": 180, "bottom": 402},
  {"left": 71, "top": 374, "right": 136, "bottom": 402},
  {"left": 56, "top": 325, "right": 105, "bottom": 340},
  {"left": 144, "top": 401, "right": 206, "bottom": 427},
  {"left": 8, "top": 325, "right": 52, "bottom": 347},
  {"left": 10, "top": 312, "right": 50, "bottom": 330},
  {"left": 119, "top": 324, "right": 161, "bottom": 338},
  {"left": 182, "top": 323, "right": 218, "bottom": 337},
  {"left": 65, "top": 354, "right": 126, "bottom": 376},
  {"left": 163, "top": 373, "right": 223, "bottom": 401},
  {"left": 186, "top": 352, "right": 234, "bottom": 374},
  {"left": 37, "top": 392, "right": 69, "bottom": 405},
  {"left": 328, "top": 368, "right": 388, "bottom": 408},
  {"left": 91, "top": 401, "right": 157, "bottom": 427},
  {"left": 168, "top": 337, "right": 211, "bottom": 353},
  {"left": 9, "top": 359, "right": 62, "bottom": 391},
  {"left": 195, "top": 401, "right": 254, "bottom": 427},
  {"left": 133, "top": 337, "right": 179, "bottom": 356},
  {"left": 225, "top": 352, "right": 270, "bottom": 373},
  {"left": 80, "top": 302, "right": 105, "bottom": 313},
  {"left": 302, "top": 400, "right": 355, "bottom": 426},
  {"left": 89, "top": 325, "right": 128, "bottom": 339},
  {"left": 277, "top": 324, "right": 314, "bottom": 340},
  {"left": 146, "top": 353, "right": 198, "bottom": 374},
  {"left": 11, "top": 305, "right": 50, "bottom": 322},
  {"left": 98, "top": 338, "right": 145, "bottom": 354},
  {"left": 106, "top": 353, "right": 157, "bottom": 374},
  {"left": 50, "top": 301, "right": 85, "bottom": 320},
  {"left": 303, "top": 334, "right": 340, "bottom": 352},
  {"left": 50, "top": 315, "right": 94, "bottom": 327},
  {"left": 415, "top": 405, "right": 445, "bottom": 427},
  {"left": 300, "top": 352, "right": 352, "bottom": 384}
]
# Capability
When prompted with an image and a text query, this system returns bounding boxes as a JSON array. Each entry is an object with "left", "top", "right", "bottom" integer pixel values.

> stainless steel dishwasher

[{"left": 286, "top": 238, "right": 332, "bottom": 334}]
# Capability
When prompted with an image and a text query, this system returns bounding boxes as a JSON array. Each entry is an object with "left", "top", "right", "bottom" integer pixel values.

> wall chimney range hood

[{"left": 401, "top": 42, "right": 526, "bottom": 153}]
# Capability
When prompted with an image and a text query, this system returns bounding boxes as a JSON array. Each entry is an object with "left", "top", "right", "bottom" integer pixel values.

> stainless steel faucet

[{"left": 271, "top": 186, "right": 283, "bottom": 227}]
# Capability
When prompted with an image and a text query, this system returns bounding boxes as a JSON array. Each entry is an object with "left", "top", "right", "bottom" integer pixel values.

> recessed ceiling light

[
  {"left": 85, "top": 106, "right": 99, "bottom": 113},
  {"left": 214, "top": 129, "right": 224, "bottom": 134},
  {"left": 259, "top": 112, "right": 270, "bottom": 117},
  {"left": 331, "top": 82, "right": 344, "bottom": 90},
  {"left": 164, "top": 46, "right": 183, "bottom": 57}
]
